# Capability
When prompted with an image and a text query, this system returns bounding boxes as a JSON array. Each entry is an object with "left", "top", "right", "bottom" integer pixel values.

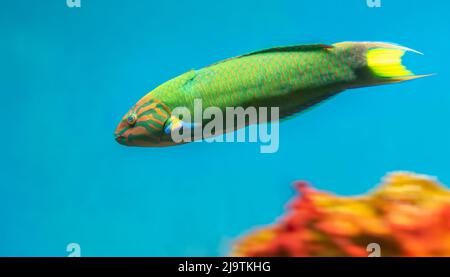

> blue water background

[{"left": 1, "top": 0, "right": 449, "bottom": 256}]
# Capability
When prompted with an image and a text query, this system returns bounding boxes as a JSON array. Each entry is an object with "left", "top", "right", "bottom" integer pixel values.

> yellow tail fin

[
  {"left": 367, "top": 48, "right": 413, "bottom": 78},
  {"left": 334, "top": 41, "right": 433, "bottom": 85}
]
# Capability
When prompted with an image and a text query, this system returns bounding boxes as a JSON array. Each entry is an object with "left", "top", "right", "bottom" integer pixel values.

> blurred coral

[{"left": 231, "top": 172, "right": 450, "bottom": 257}]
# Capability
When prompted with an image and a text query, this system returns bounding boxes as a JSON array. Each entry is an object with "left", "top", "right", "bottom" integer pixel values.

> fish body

[{"left": 115, "top": 42, "right": 428, "bottom": 147}]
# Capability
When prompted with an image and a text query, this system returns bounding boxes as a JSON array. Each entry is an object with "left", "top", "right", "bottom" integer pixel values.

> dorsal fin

[
  {"left": 206, "top": 44, "right": 334, "bottom": 68},
  {"left": 241, "top": 44, "right": 334, "bottom": 57}
]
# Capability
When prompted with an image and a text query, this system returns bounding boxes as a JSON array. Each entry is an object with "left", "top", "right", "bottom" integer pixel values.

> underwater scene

[{"left": 1, "top": 0, "right": 450, "bottom": 257}]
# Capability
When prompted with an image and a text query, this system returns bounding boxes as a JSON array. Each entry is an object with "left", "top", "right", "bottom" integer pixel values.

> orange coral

[{"left": 232, "top": 172, "right": 450, "bottom": 257}]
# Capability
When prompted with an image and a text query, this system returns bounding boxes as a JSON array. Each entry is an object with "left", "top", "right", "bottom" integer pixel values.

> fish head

[{"left": 114, "top": 97, "right": 171, "bottom": 146}]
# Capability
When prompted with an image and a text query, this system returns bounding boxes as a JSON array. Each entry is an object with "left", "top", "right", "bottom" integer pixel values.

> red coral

[{"left": 232, "top": 172, "right": 450, "bottom": 257}]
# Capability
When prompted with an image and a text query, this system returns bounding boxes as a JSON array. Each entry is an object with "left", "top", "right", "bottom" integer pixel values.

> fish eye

[{"left": 127, "top": 113, "right": 137, "bottom": 125}]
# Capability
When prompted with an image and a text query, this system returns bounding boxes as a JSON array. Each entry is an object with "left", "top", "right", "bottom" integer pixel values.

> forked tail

[{"left": 333, "top": 41, "right": 433, "bottom": 88}]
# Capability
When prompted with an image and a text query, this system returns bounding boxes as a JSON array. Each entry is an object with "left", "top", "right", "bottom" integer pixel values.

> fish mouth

[{"left": 114, "top": 133, "right": 127, "bottom": 145}]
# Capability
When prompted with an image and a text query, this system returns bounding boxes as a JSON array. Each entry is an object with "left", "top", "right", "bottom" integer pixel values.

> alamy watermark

[
  {"left": 66, "top": 242, "right": 81, "bottom": 257},
  {"left": 367, "top": 0, "right": 382, "bottom": 8},
  {"left": 66, "top": 0, "right": 81, "bottom": 8},
  {"left": 367, "top": 243, "right": 381, "bottom": 257},
  {"left": 62, "top": 242, "right": 379, "bottom": 257},
  {"left": 167, "top": 99, "right": 279, "bottom": 153}
]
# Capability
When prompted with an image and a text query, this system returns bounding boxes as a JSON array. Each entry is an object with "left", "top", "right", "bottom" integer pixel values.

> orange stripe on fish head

[{"left": 114, "top": 97, "right": 171, "bottom": 146}]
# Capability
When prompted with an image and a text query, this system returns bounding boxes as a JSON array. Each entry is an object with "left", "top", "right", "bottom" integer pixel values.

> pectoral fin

[{"left": 164, "top": 116, "right": 201, "bottom": 134}]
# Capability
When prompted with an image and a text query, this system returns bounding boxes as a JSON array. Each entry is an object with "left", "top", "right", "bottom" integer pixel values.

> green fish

[{"left": 114, "top": 41, "right": 429, "bottom": 147}]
